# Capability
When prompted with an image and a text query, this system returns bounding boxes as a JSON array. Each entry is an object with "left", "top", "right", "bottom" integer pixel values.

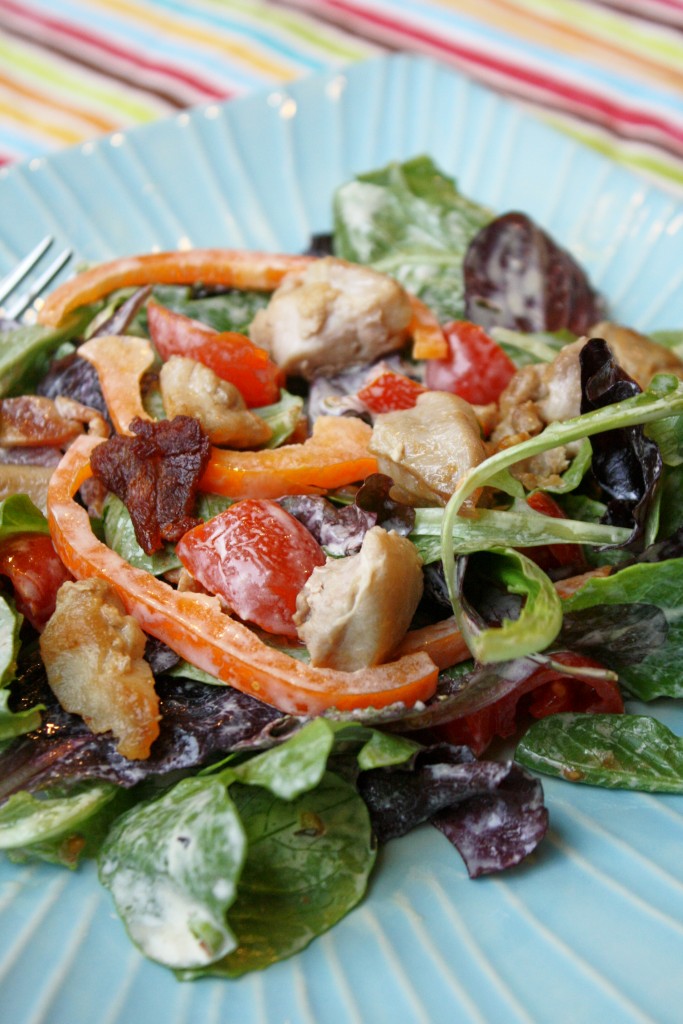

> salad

[{"left": 1, "top": 155, "right": 683, "bottom": 977}]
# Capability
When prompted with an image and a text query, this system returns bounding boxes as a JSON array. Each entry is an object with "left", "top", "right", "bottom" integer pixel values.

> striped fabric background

[{"left": 0, "top": 0, "right": 681, "bottom": 192}]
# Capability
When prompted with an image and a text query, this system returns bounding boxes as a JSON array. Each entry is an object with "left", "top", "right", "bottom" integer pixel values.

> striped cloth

[{"left": 0, "top": 0, "right": 681, "bottom": 193}]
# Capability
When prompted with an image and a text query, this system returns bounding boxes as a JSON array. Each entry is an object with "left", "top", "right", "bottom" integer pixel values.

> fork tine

[
  {"left": 3, "top": 246, "right": 73, "bottom": 320},
  {"left": 0, "top": 235, "right": 53, "bottom": 307}
]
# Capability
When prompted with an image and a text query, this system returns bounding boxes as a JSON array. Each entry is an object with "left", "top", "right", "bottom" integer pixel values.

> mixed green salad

[{"left": 1, "top": 156, "right": 683, "bottom": 977}]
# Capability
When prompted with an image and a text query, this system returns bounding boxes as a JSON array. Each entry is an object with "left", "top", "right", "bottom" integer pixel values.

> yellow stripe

[
  {"left": 0, "top": 94, "right": 85, "bottom": 145},
  {"left": 87, "top": 0, "right": 299, "bottom": 80}
]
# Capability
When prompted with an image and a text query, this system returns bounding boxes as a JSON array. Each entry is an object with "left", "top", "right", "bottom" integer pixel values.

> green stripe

[
  {"left": 517, "top": 0, "right": 683, "bottom": 64},
  {"left": 543, "top": 113, "right": 683, "bottom": 192},
  {"left": 204, "top": 0, "right": 374, "bottom": 62},
  {"left": 0, "top": 36, "right": 162, "bottom": 124}
]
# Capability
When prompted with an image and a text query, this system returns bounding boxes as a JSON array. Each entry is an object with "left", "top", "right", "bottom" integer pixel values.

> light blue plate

[{"left": 1, "top": 54, "right": 683, "bottom": 1024}]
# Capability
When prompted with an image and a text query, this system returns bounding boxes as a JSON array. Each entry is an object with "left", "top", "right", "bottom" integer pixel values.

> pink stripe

[
  {"left": 313, "top": 0, "right": 683, "bottom": 152},
  {"left": 0, "top": 0, "right": 231, "bottom": 102}
]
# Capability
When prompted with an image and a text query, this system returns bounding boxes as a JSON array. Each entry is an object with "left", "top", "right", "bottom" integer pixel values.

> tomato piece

[
  {"left": 357, "top": 371, "right": 427, "bottom": 413},
  {"left": 424, "top": 320, "right": 516, "bottom": 405},
  {"left": 522, "top": 491, "right": 586, "bottom": 571},
  {"left": 0, "top": 533, "right": 72, "bottom": 630},
  {"left": 177, "top": 499, "right": 325, "bottom": 638},
  {"left": 438, "top": 652, "right": 623, "bottom": 755},
  {"left": 146, "top": 299, "right": 284, "bottom": 407}
]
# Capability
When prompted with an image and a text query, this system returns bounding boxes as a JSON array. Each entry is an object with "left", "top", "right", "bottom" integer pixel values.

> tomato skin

[
  {"left": 423, "top": 320, "right": 516, "bottom": 405},
  {"left": 357, "top": 371, "right": 426, "bottom": 413},
  {"left": 0, "top": 533, "right": 72, "bottom": 630},
  {"left": 176, "top": 499, "right": 326, "bottom": 638},
  {"left": 438, "top": 652, "right": 623, "bottom": 755},
  {"left": 146, "top": 300, "right": 284, "bottom": 407},
  {"left": 521, "top": 491, "right": 586, "bottom": 571}
]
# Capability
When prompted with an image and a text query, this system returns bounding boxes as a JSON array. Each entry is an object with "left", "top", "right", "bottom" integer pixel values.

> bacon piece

[{"left": 90, "top": 416, "right": 211, "bottom": 555}]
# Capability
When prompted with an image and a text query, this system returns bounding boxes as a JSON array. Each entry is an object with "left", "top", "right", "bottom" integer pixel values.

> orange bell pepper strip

[
  {"left": 37, "top": 250, "right": 315, "bottom": 329},
  {"left": 201, "top": 415, "right": 378, "bottom": 499},
  {"left": 46, "top": 435, "right": 439, "bottom": 716},
  {"left": 78, "top": 335, "right": 154, "bottom": 434},
  {"left": 409, "top": 296, "right": 449, "bottom": 360},
  {"left": 37, "top": 248, "right": 446, "bottom": 360}
]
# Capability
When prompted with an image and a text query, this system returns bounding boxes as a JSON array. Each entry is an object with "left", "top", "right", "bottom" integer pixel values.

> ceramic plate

[{"left": 1, "top": 54, "right": 682, "bottom": 1024}]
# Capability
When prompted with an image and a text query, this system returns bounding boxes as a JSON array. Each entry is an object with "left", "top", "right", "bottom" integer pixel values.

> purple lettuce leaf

[
  {"left": 1, "top": 656, "right": 296, "bottom": 798},
  {"left": 580, "top": 338, "right": 662, "bottom": 539},
  {"left": 357, "top": 742, "right": 548, "bottom": 876},
  {"left": 432, "top": 763, "right": 548, "bottom": 877}
]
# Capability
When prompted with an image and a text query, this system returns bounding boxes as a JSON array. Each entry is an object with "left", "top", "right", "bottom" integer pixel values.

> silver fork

[{"left": 0, "top": 235, "right": 72, "bottom": 321}]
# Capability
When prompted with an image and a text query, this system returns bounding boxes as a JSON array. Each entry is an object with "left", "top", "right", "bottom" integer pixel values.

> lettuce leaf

[
  {"left": 333, "top": 155, "right": 491, "bottom": 321},
  {"left": 517, "top": 713, "right": 683, "bottom": 792},
  {"left": 560, "top": 559, "right": 683, "bottom": 699}
]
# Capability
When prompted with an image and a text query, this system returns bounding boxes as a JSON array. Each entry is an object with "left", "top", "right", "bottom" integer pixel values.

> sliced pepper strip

[
  {"left": 409, "top": 296, "right": 449, "bottom": 360},
  {"left": 201, "top": 415, "right": 378, "bottom": 499},
  {"left": 78, "top": 335, "right": 154, "bottom": 434},
  {"left": 38, "top": 250, "right": 445, "bottom": 364},
  {"left": 47, "top": 435, "right": 438, "bottom": 715},
  {"left": 38, "top": 250, "right": 315, "bottom": 329}
]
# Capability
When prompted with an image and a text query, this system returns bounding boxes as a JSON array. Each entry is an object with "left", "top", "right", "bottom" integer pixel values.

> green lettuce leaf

[
  {"left": 183, "top": 773, "right": 375, "bottom": 979},
  {"left": 561, "top": 559, "right": 683, "bottom": 699},
  {"left": 99, "top": 775, "right": 247, "bottom": 969},
  {"left": 101, "top": 495, "right": 181, "bottom": 575},
  {"left": 517, "top": 712, "right": 683, "bottom": 792},
  {"left": 0, "top": 493, "right": 50, "bottom": 540},
  {"left": 0, "top": 782, "right": 126, "bottom": 866},
  {"left": 0, "top": 310, "right": 93, "bottom": 396},
  {"left": 333, "top": 155, "right": 491, "bottom": 321}
]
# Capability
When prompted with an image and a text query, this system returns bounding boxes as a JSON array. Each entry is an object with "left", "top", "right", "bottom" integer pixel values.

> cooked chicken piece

[
  {"left": 490, "top": 324, "right": 683, "bottom": 489},
  {"left": 40, "top": 578, "right": 160, "bottom": 760},
  {"left": 249, "top": 257, "right": 412, "bottom": 379},
  {"left": 368, "top": 390, "right": 487, "bottom": 506},
  {"left": 589, "top": 321, "right": 683, "bottom": 386},
  {"left": 294, "top": 526, "right": 423, "bottom": 671},
  {"left": 159, "top": 356, "right": 272, "bottom": 447}
]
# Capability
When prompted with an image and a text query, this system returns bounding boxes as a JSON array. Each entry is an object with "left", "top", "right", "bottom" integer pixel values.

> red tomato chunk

[
  {"left": 424, "top": 320, "right": 516, "bottom": 405},
  {"left": 357, "top": 371, "right": 426, "bottom": 413},
  {"left": 146, "top": 299, "right": 284, "bottom": 407},
  {"left": 176, "top": 499, "right": 326, "bottom": 638},
  {"left": 0, "top": 533, "right": 72, "bottom": 631}
]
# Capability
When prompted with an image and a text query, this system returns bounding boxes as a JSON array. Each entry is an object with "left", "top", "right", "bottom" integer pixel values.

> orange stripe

[
  {"left": 0, "top": 94, "right": 84, "bottom": 145},
  {"left": 434, "top": 0, "right": 683, "bottom": 92},
  {"left": 0, "top": 67, "right": 118, "bottom": 134}
]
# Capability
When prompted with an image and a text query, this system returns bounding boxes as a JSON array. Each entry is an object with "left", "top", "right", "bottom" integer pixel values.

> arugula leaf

[
  {"left": 184, "top": 773, "right": 375, "bottom": 979},
  {"left": 0, "top": 690, "right": 41, "bottom": 742},
  {"left": 440, "top": 373, "right": 683, "bottom": 658},
  {"left": 455, "top": 548, "right": 563, "bottom": 663},
  {"left": 411, "top": 502, "right": 630, "bottom": 565},
  {"left": 99, "top": 775, "right": 247, "bottom": 969},
  {"left": 333, "top": 155, "right": 491, "bottom": 321},
  {"left": 517, "top": 712, "right": 683, "bottom": 791}
]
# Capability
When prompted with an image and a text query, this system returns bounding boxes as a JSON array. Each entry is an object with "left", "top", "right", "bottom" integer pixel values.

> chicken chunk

[
  {"left": 249, "top": 257, "right": 412, "bottom": 379},
  {"left": 368, "top": 390, "right": 487, "bottom": 506},
  {"left": 294, "top": 526, "right": 423, "bottom": 671},
  {"left": 490, "top": 325, "right": 683, "bottom": 489},
  {"left": 589, "top": 321, "right": 683, "bottom": 387},
  {"left": 159, "top": 356, "right": 272, "bottom": 447},
  {"left": 39, "top": 578, "right": 160, "bottom": 760}
]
